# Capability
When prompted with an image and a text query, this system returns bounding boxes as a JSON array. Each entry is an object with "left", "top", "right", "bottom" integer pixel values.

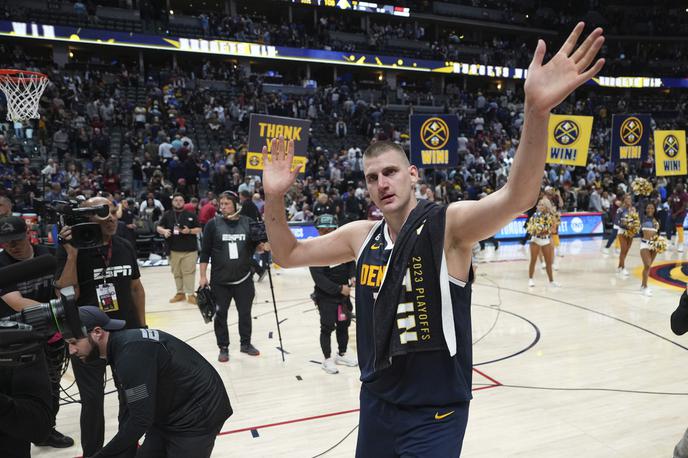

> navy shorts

[{"left": 356, "top": 386, "right": 470, "bottom": 458}]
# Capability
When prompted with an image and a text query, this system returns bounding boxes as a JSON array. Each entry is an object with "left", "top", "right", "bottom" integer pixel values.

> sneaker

[
  {"left": 617, "top": 267, "right": 623, "bottom": 275},
  {"left": 528, "top": 279, "right": 535, "bottom": 288},
  {"left": 679, "top": 245, "right": 685, "bottom": 253},
  {"left": 34, "top": 429, "right": 74, "bottom": 448},
  {"left": 187, "top": 294, "right": 197, "bottom": 305},
  {"left": 603, "top": 247, "right": 610, "bottom": 255},
  {"left": 622, "top": 268, "right": 630, "bottom": 277},
  {"left": 169, "top": 293, "right": 185, "bottom": 303},
  {"left": 614, "top": 248, "right": 620, "bottom": 255},
  {"left": 642, "top": 287, "right": 653, "bottom": 297},
  {"left": 218, "top": 347, "right": 229, "bottom": 363},
  {"left": 553, "top": 262, "right": 559, "bottom": 271},
  {"left": 322, "top": 357, "right": 338, "bottom": 374},
  {"left": 549, "top": 281, "right": 561, "bottom": 288},
  {"left": 240, "top": 344, "right": 260, "bottom": 356},
  {"left": 335, "top": 353, "right": 358, "bottom": 367},
  {"left": 540, "top": 261, "right": 545, "bottom": 270}
]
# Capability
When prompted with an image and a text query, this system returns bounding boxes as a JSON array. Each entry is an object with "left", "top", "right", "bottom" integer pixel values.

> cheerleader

[
  {"left": 616, "top": 194, "right": 639, "bottom": 276},
  {"left": 528, "top": 198, "right": 559, "bottom": 288},
  {"left": 639, "top": 202, "right": 659, "bottom": 296}
]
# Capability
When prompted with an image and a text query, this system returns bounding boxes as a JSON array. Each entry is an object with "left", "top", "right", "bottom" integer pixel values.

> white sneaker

[
  {"left": 322, "top": 358, "right": 339, "bottom": 374},
  {"left": 539, "top": 261, "right": 545, "bottom": 270},
  {"left": 622, "top": 268, "right": 630, "bottom": 277},
  {"left": 642, "top": 287, "right": 653, "bottom": 297},
  {"left": 679, "top": 245, "right": 685, "bottom": 253},
  {"left": 528, "top": 279, "right": 535, "bottom": 287},
  {"left": 614, "top": 248, "right": 620, "bottom": 255},
  {"left": 603, "top": 247, "right": 610, "bottom": 255},
  {"left": 553, "top": 262, "right": 559, "bottom": 271},
  {"left": 335, "top": 353, "right": 358, "bottom": 367},
  {"left": 549, "top": 281, "right": 561, "bottom": 288}
]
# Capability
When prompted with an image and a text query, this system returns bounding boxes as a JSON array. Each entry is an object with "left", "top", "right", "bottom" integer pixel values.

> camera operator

[
  {"left": 54, "top": 196, "right": 147, "bottom": 457},
  {"left": 0, "top": 216, "right": 74, "bottom": 449},
  {"left": 66, "top": 306, "right": 232, "bottom": 458},
  {"left": 308, "top": 215, "right": 358, "bottom": 374},
  {"left": 200, "top": 191, "right": 262, "bottom": 362},
  {"left": 156, "top": 193, "right": 201, "bottom": 304}
]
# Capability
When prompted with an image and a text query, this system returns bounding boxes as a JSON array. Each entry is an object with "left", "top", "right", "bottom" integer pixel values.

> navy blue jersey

[{"left": 355, "top": 221, "right": 473, "bottom": 406}]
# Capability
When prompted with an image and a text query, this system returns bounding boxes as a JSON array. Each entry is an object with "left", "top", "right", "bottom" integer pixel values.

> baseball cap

[
  {"left": 315, "top": 214, "right": 338, "bottom": 229},
  {"left": 0, "top": 216, "right": 27, "bottom": 242},
  {"left": 78, "top": 306, "right": 126, "bottom": 332}
]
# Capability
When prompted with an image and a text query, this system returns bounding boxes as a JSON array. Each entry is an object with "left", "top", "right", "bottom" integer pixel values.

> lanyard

[{"left": 100, "top": 240, "right": 113, "bottom": 283}]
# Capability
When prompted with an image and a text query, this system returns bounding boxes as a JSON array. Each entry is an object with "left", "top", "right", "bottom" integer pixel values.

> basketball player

[{"left": 263, "top": 23, "right": 605, "bottom": 457}]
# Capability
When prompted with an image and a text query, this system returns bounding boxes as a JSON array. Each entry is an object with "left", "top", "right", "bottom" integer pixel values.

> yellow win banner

[
  {"left": 655, "top": 130, "right": 687, "bottom": 176},
  {"left": 546, "top": 114, "right": 593, "bottom": 167}
]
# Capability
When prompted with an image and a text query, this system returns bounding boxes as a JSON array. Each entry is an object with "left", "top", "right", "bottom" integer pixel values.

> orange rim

[{"left": 0, "top": 69, "right": 48, "bottom": 82}]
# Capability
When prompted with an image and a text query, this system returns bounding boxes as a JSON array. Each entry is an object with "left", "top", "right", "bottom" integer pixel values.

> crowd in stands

[
  {"left": 1, "top": 1, "right": 685, "bottom": 77},
  {"left": 0, "top": 17, "right": 684, "bottom": 258}
]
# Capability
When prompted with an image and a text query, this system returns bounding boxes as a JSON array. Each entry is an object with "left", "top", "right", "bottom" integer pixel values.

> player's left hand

[{"left": 524, "top": 22, "right": 605, "bottom": 114}]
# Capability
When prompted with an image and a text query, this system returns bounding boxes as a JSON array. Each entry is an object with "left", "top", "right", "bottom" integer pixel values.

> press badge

[
  {"left": 96, "top": 283, "right": 119, "bottom": 312},
  {"left": 228, "top": 242, "right": 239, "bottom": 259}
]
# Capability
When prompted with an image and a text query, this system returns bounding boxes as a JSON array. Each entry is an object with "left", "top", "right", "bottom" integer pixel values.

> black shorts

[{"left": 356, "top": 386, "right": 470, "bottom": 458}]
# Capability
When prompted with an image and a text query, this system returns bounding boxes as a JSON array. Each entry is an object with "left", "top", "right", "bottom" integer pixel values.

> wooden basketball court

[{"left": 32, "top": 237, "right": 688, "bottom": 457}]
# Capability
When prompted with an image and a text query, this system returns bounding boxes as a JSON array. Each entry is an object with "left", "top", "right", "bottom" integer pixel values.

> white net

[{"left": 0, "top": 71, "right": 49, "bottom": 122}]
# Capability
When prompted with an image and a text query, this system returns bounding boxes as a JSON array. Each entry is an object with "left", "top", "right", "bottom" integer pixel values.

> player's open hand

[
  {"left": 524, "top": 22, "right": 605, "bottom": 115},
  {"left": 262, "top": 136, "right": 303, "bottom": 197}
]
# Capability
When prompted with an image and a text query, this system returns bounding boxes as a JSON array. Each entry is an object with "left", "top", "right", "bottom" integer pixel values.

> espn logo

[{"left": 93, "top": 265, "right": 133, "bottom": 280}]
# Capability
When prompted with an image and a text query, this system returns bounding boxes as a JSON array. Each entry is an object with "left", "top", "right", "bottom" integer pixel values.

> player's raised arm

[
  {"left": 446, "top": 22, "right": 606, "bottom": 247},
  {"left": 262, "top": 137, "right": 373, "bottom": 268}
]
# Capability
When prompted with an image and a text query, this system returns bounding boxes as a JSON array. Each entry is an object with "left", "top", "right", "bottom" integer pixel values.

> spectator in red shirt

[
  {"left": 199, "top": 197, "right": 218, "bottom": 226},
  {"left": 184, "top": 197, "right": 199, "bottom": 214}
]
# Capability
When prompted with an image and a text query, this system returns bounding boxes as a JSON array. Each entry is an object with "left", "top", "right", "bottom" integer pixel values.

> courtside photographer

[{"left": 54, "top": 196, "right": 147, "bottom": 457}]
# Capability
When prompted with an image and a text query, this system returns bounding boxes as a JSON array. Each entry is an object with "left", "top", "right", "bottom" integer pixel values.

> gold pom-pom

[
  {"left": 649, "top": 235, "right": 668, "bottom": 253},
  {"left": 631, "top": 178, "right": 653, "bottom": 197},
  {"left": 622, "top": 211, "right": 641, "bottom": 237},
  {"left": 526, "top": 212, "right": 554, "bottom": 237}
]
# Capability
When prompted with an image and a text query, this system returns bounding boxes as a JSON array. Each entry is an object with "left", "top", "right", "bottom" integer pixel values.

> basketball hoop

[{"left": 0, "top": 70, "right": 49, "bottom": 122}]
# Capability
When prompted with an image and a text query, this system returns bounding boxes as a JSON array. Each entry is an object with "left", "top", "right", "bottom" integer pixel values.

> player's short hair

[{"left": 363, "top": 141, "right": 409, "bottom": 165}]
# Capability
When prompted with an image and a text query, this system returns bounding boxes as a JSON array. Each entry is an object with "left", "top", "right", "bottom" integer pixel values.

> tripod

[{"left": 264, "top": 261, "right": 286, "bottom": 362}]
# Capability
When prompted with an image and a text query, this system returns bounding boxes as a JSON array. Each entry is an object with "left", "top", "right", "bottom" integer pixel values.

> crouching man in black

[
  {"left": 308, "top": 214, "right": 358, "bottom": 374},
  {"left": 65, "top": 306, "right": 232, "bottom": 458}
]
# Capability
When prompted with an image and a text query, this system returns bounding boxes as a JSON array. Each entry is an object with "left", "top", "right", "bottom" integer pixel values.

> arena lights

[
  {"left": 2, "top": 20, "right": 686, "bottom": 90},
  {"left": 286, "top": 0, "right": 410, "bottom": 17}
]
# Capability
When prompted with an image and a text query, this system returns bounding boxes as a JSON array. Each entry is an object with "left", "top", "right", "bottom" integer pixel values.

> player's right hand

[{"left": 262, "top": 136, "right": 303, "bottom": 197}]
